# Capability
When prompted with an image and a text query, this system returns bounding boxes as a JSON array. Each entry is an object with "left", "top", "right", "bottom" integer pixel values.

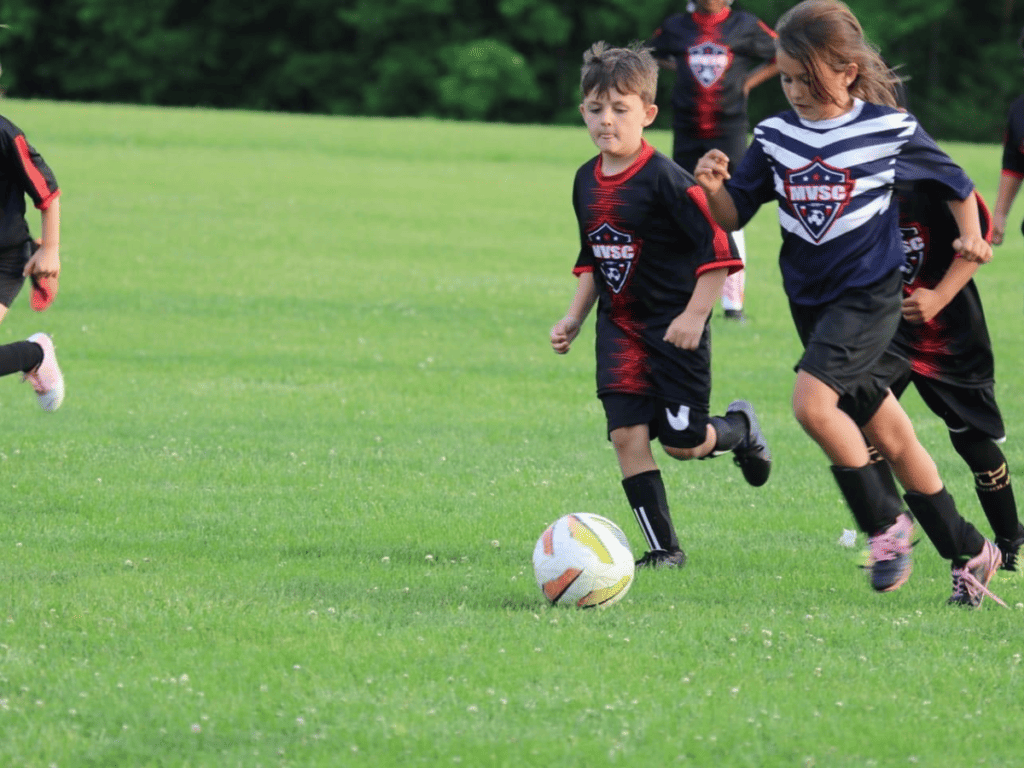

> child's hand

[
  {"left": 901, "top": 288, "right": 944, "bottom": 325},
  {"left": 992, "top": 213, "right": 1007, "bottom": 246},
  {"left": 550, "top": 316, "right": 582, "bottom": 354},
  {"left": 694, "top": 149, "right": 730, "bottom": 194},
  {"left": 23, "top": 240, "right": 60, "bottom": 279},
  {"left": 953, "top": 233, "right": 992, "bottom": 264},
  {"left": 663, "top": 310, "right": 703, "bottom": 350}
]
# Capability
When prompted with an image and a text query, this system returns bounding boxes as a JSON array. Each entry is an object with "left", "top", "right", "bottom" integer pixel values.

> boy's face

[{"left": 580, "top": 88, "right": 658, "bottom": 165}]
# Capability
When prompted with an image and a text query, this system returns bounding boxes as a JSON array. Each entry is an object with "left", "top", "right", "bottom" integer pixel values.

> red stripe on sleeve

[
  {"left": 1002, "top": 168, "right": 1024, "bottom": 181},
  {"left": 758, "top": 20, "right": 778, "bottom": 39},
  {"left": 686, "top": 186, "right": 744, "bottom": 276},
  {"left": 572, "top": 265, "right": 594, "bottom": 276},
  {"left": 14, "top": 134, "right": 54, "bottom": 206}
]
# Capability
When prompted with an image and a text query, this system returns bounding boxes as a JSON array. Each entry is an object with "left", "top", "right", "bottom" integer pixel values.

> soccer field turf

[{"left": 1, "top": 99, "right": 1022, "bottom": 766}]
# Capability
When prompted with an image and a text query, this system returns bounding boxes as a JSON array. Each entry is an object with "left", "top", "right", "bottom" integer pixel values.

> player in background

[
  {"left": 551, "top": 42, "right": 771, "bottom": 569},
  {"left": 0, "top": 65, "right": 64, "bottom": 411},
  {"left": 648, "top": 0, "right": 778, "bottom": 324},
  {"left": 695, "top": 0, "right": 1005, "bottom": 607},
  {"left": 888, "top": 184, "right": 1024, "bottom": 583},
  {"left": 993, "top": 27, "right": 1024, "bottom": 246}
]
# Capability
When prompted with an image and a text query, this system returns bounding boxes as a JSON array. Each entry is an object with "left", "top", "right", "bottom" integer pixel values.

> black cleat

[
  {"left": 727, "top": 400, "right": 772, "bottom": 487},
  {"left": 635, "top": 548, "right": 687, "bottom": 569},
  {"left": 723, "top": 308, "right": 748, "bottom": 324},
  {"left": 995, "top": 532, "right": 1024, "bottom": 574}
]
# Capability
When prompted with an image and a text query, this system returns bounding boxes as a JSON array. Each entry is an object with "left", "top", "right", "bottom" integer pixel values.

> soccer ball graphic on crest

[{"left": 532, "top": 513, "right": 635, "bottom": 608}]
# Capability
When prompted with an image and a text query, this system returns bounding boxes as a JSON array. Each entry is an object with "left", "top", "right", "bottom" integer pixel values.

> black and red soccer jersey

[
  {"left": 890, "top": 184, "right": 995, "bottom": 387},
  {"left": 0, "top": 115, "right": 60, "bottom": 253},
  {"left": 572, "top": 140, "right": 742, "bottom": 322},
  {"left": 648, "top": 7, "right": 776, "bottom": 140},
  {"left": 1001, "top": 95, "right": 1024, "bottom": 235}
]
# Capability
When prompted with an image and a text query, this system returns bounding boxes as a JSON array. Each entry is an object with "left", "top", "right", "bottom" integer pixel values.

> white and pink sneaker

[{"left": 23, "top": 332, "right": 64, "bottom": 411}]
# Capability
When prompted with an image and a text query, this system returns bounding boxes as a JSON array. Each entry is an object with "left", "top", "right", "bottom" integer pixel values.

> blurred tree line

[{"left": 0, "top": 0, "right": 1020, "bottom": 141}]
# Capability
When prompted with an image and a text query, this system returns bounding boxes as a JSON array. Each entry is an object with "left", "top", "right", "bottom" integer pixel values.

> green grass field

[{"left": 1, "top": 99, "right": 1022, "bottom": 767}]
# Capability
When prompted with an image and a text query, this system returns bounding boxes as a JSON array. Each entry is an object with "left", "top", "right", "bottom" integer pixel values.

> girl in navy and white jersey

[{"left": 696, "top": 0, "right": 1004, "bottom": 607}]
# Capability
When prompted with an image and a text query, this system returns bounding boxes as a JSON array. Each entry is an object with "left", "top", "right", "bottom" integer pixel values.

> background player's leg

[{"left": 722, "top": 229, "right": 746, "bottom": 322}]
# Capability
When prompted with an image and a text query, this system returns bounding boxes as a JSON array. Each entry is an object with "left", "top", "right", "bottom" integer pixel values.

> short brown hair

[
  {"left": 776, "top": 0, "right": 901, "bottom": 109},
  {"left": 580, "top": 42, "right": 658, "bottom": 104}
]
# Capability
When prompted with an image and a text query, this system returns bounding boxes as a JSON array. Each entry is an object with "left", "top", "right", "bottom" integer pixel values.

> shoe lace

[{"left": 951, "top": 565, "right": 1008, "bottom": 608}]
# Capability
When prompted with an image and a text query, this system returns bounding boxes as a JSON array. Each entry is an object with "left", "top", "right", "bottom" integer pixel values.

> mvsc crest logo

[
  {"left": 784, "top": 158, "right": 854, "bottom": 241},
  {"left": 588, "top": 222, "right": 636, "bottom": 294},
  {"left": 687, "top": 41, "right": 732, "bottom": 88},
  {"left": 899, "top": 220, "right": 929, "bottom": 285}
]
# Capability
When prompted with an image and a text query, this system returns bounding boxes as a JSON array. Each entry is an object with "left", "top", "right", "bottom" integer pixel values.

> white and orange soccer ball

[{"left": 532, "top": 513, "right": 635, "bottom": 608}]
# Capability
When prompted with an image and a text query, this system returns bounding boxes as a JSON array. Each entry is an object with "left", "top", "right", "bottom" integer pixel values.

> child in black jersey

[
  {"left": 0, "top": 71, "right": 64, "bottom": 411},
  {"left": 993, "top": 27, "right": 1024, "bottom": 245},
  {"left": 550, "top": 41, "right": 771, "bottom": 569},
  {"left": 648, "top": 0, "right": 779, "bottom": 323},
  {"left": 891, "top": 184, "right": 1024, "bottom": 578},
  {"left": 695, "top": 0, "right": 1004, "bottom": 607}
]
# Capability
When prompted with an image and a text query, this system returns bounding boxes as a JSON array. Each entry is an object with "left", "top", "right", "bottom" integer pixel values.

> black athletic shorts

[
  {"left": 789, "top": 269, "right": 910, "bottom": 427},
  {"left": 595, "top": 311, "right": 711, "bottom": 449},
  {"left": 673, "top": 133, "right": 748, "bottom": 176},
  {"left": 0, "top": 240, "right": 32, "bottom": 308},
  {"left": 891, "top": 372, "right": 1006, "bottom": 441}
]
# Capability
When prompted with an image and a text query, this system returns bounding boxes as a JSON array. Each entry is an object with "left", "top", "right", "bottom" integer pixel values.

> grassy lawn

[{"left": 0, "top": 100, "right": 1022, "bottom": 767}]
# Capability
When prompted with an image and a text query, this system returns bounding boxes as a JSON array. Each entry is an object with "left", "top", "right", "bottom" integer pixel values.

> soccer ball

[{"left": 532, "top": 513, "right": 635, "bottom": 608}]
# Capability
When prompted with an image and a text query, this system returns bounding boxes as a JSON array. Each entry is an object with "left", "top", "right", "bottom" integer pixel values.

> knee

[{"left": 792, "top": 394, "right": 828, "bottom": 434}]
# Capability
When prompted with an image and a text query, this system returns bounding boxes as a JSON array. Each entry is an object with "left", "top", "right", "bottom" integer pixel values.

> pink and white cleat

[{"left": 23, "top": 332, "right": 64, "bottom": 411}]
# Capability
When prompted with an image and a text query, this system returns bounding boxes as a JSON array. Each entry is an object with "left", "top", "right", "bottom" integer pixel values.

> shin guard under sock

[
  {"left": 831, "top": 464, "right": 902, "bottom": 535},
  {"left": 622, "top": 469, "right": 679, "bottom": 552},
  {"left": 949, "top": 431, "right": 1022, "bottom": 543},
  {"left": 0, "top": 340, "right": 43, "bottom": 377},
  {"left": 708, "top": 412, "right": 746, "bottom": 454},
  {"left": 903, "top": 487, "right": 985, "bottom": 563}
]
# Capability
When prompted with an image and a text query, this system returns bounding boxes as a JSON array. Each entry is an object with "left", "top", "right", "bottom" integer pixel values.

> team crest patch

[
  {"left": 588, "top": 222, "right": 637, "bottom": 294},
  {"left": 687, "top": 41, "right": 732, "bottom": 88},
  {"left": 784, "top": 158, "right": 855, "bottom": 242},
  {"left": 899, "top": 220, "right": 928, "bottom": 285}
]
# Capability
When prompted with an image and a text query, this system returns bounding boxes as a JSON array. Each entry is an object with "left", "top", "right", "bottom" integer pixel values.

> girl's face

[
  {"left": 580, "top": 88, "right": 658, "bottom": 170},
  {"left": 777, "top": 49, "right": 858, "bottom": 122}
]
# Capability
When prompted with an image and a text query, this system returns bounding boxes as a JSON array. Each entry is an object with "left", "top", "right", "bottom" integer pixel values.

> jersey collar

[
  {"left": 595, "top": 140, "right": 656, "bottom": 186},
  {"left": 693, "top": 7, "right": 730, "bottom": 26}
]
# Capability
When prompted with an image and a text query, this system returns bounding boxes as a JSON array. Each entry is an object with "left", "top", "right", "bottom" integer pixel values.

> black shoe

[
  {"left": 727, "top": 400, "right": 772, "bottom": 487},
  {"left": 723, "top": 308, "right": 748, "bottom": 324},
  {"left": 635, "top": 548, "right": 687, "bottom": 569}
]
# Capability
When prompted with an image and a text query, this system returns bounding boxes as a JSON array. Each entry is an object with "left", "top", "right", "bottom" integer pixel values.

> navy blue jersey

[
  {"left": 572, "top": 140, "right": 742, "bottom": 320},
  {"left": 890, "top": 185, "right": 994, "bottom": 387},
  {"left": 726, "top": 100, "right": 975, "bottom": 306},
  {"left": 648, "top": 7, "right": 776, "bottom": 140},
  {"left": 0, "top": 115, "right": 60, "bottom": 252}
]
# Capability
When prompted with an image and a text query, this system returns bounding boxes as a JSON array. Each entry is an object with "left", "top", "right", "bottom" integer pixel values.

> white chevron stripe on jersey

[
  {"left": 780, "top": 188, "right": 894, "bottom": 244},
  {"left": 757, "top": 106, "right": 916, "bottom": 150}
]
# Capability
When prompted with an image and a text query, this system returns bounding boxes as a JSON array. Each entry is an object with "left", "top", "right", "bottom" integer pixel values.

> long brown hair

[{"left": 776, "top": 0, "right": 900, "bottom": 109}]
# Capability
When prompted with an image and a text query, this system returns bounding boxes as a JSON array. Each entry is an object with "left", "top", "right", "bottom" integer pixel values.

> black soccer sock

[
  {"left": 621, "top": 469, "right": 679, "bottom": 552},
  {"left": 949, "top": 430, "right": 1023, "bottom": 544},
  {"left": 830, "top": 464, "right": 902, "bottom": 535},
  {"left": 904, "top": 487, "right": 985, "bottom": 563},
  {"left": 708, "top": 412, "right": 746, "bottom": 454},
  {"left": 0, "top": 340, "right": 43, "bottom": 378}
]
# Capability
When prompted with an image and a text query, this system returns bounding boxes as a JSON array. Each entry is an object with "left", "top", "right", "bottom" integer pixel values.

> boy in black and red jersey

[
  {"left": 648, "top": 0, "right": 779, "bottom": 323},
  {"left": 550, "top": 42, "right": 771, "bottom": 569},
  {"left": 0, "top": 69, "right": 64, "bottom": 411},
  {"left": 892, "top": 183, "right": 1024, "bottom": 572}
]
